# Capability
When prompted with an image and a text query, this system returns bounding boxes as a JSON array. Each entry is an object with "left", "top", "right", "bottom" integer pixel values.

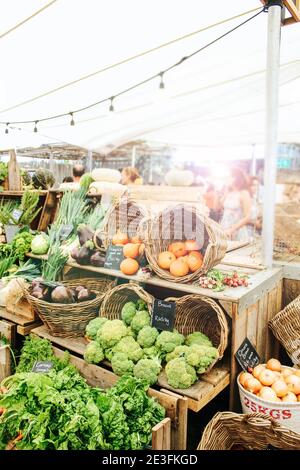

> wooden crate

[
  {"left": 52, "top": 346, "right": 172, "bottom": 450},
  {"left": 0, "top": 307, "right": 42, "bottom": 336},
  {"left": 0, "top": 319, "right": 16, "bottom": 381},
  {"left": 6, "top": 296, "right": 37, "bottom": 322}
]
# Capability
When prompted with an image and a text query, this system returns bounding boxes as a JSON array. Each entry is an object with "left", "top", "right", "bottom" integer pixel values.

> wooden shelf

[{"left": 0, "top": 307, "right": 42, "bottom": 334}]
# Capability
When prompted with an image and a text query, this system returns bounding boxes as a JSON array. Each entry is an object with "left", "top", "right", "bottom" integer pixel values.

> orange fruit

[
  {"left": 158, "top": 251, "right": 176, "bottom": 270},
  {"left": 168, "top": 242, "right": 188, "bottom": 258},
  {"left": 169, "top": 258, "right": 189, "bottom": 277},
  {"left": 120, "top": 258, "right": 139, "bottom": 275},
  {"left": 123, "top": 243, "right": 140, "bottom": 259},
  {"left": 112, "top": 231, "right": 129, "bottom": 245},
  {"left": 185, "top": 240, "right": 202, "bottom": 252},
  {"left": 187, "top": 252, "right": 203, "bottom": 272}
]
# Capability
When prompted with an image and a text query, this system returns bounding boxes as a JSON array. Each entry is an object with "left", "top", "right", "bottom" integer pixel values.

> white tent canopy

[{"left": 0, "top": 0, "right": 299, "bottom": 153}]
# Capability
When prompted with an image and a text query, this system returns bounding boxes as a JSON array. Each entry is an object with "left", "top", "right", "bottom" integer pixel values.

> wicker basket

[
  {"left": 165, "top": 294, "right": 228, "bottom": 372},
  {"left": 100, "top": 196, "right": 148, "bottom": 249},
  {"left": 25, "top": 278, "right": 115, "bottom": 338},
  {"left": 268, "top": 295, "right": 300, "bottom": 367},
  {"left": 198, "top": 412, "right": 300, "bottom": 450},
  {"left": 144, "top": 204, "right": 227, "bottom": 283},
  {"left": 100, "top": 282, "right": 153, "bottom": 319}
]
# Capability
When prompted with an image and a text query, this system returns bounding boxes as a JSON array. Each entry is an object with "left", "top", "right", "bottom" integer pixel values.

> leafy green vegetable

[
  {"left": 30, "top": 233, "right": 49, "bottom": 255},
  {"left": 83, "top": 341, "right": 104, "bottom": 364},
  {"left": 165, "top": 357, "right": 197, "bottom": 389},
  {"left": 97, "top": 319, "right": 128, "bottom": 349},
  {"left": 165, "top": 345, "right": 190, "bottom": 362},
  {"left": 0, "top": 162, "right": 8, "bottom": 183},
  {"left": 185, "top": 344, "right": 219, "bottom": 374},
  {"left": 11, "top": 230, "right": 34, "bottom": 261},
  {"left": 137, "top": 325, "right": 159, "bottom": 348},
  {"left": 131, "top": 310, "right": 151, "bottom": 334},
  {"left": 133, "top": 358, "right": 161, "bottom": 385},
  {"left": 111, "top": 352, "right": 134, "bottom": 376},
  {"left": 85, "top": 317, "right": 108, "bottom": 340},
  {"left": 121, "top": 301, "right": 136, "bottom": 326},
  {"left": 156, "top": 330, "right": 185, "bottom": 357},
  {"left": 112, "top": 336, "right": 143, "bottom": 363},
  {"left": 185, "top": 331, "right": 213, "bottom": 348},
  {"left": 41, "top": 241, "right": 68, "bottom": 281}
]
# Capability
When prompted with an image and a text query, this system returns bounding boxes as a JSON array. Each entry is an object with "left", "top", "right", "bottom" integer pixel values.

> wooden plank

[
  {"left": 265, "top": 287, "right": 279, "bottom": 360},
  {"left": 16, "top": 321, "right": 43, "bottom": 336},
  {"left": 219, "top": 300, "right": 233, "bottom": 318},
  {"left": 162, "top": 418, "right": 171, "bottom": 451},
  {"left": 6, "top": 297, "right": 36, "bottom": 321},
  {"left": 32, "top": 325, "right": 87, "bottom": 355},
  {"left": 256, "top": 292, "right": 269, "bottom": 362},
  {"left": 0, "top": 320, "right": 16, "bottom": 347},
  {"left": 246, "top": 303, "right": 259, "bottom": 349},
  {"left": 230, "top": 303, "right": 244, "bottom": 411},
  {"left": 0, "top": 307, "right": 38, "bottom": 326},
  {"left": 283, "top": 0, "right": 300, "bottom": 21},
  {"left": 151, "top": 420, "right": 164, "bottom": 450},
  {"left": 187, "top": 374, "right": 230, "bottom": 412},
  {"left": 8, "top": 149, "right": 21, "bottom": 191},
  {"left": 38, "top": 191, "right": 59, "bottom": 232},
  {"left": 283, "top": 279, "right": 300, "bottom": 306},
  {"left": 201, "top": 365, "right": 230, "bottom": 386},
  {"left": 160, "top": 389, "right": 188, "bottom": 450},
  {"left": 0, "top": 346, "right": 11, "bottom": 381}
]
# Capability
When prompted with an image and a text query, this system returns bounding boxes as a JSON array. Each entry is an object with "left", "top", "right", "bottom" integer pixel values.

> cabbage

[{"left": 31, "top": 234, "right": 49, "bottom": 255}]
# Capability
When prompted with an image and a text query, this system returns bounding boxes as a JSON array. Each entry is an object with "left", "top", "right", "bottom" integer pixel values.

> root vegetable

[
  {"left": 282, "top": 391, "right": 297, "bottom": 403},
  {"left": 266, "top": 358, "right": 281, "bottom": 372},
  {"left": 77, "top": 224, "right": 94, "bottom": 246},
  {"left": 77, "top": 288, "right": 94, "bottom": 302},
  {"left": 244, "top": 377, "right": 262, "bottom": 394},
  {"left": 253, "top": 364, "right": 265, "bottom": 379},
  {"left": 51, "top": 286, "right": 75, "bottom": 304},
  {"left": 258, "top": 386, "right": 278, "bottom": 402},
  {"left": 285, "top": 375, "right": 300, "bottom": 395},
  {"left": 282, "top": 368, "right": 294, "bottom": 379},
  {"left": 259, "top": 369, "right": 276, "bottom": 386},
  {"left": 272, "top": 380, "right": 288, "bottom": 398},
  {"left": 90, "top": 251, "right": 105, "bottom": 267},
  {"left": 239, "top": 372, "right": 253, "bottom": 387}
]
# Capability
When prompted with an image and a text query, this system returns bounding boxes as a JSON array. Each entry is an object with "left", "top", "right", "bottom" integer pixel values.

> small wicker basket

[
  {"left": 144, "top": 204, "right": 227, "bottom": 283},
  {"left": 100, "top": 282, "right": 153, "bottom": 319},
  {"left": 165, "top": 294, "right": 229, "bottom": 372},
  {"left": 25, "top": 278, "right": 115, "bottom": 338},
  {"left": 198, "top": 412, "right": 300, "bottom": 450},
  {"left": 268, "top": 295, "right": 300, "bottom": 367},
  {"left": 100, "top": 196, "right": 148, "bottom": 249}
]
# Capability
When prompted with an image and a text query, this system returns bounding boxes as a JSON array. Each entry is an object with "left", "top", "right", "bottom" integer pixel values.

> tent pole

[
  {"left": 262, "top": 1, "right": 282, "bottom": 268},
  {"left": 86, "top": 150, "right": 93, "bottom": 172}
]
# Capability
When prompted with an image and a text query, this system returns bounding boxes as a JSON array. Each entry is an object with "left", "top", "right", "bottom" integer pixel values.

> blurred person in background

[
  {"left": 121, "top": 167, "right": 143, "bottom": 185},
  {"left": 247, "top": 176, "right": 262, "bottom": 237},
  {"left": 204, "top": 183, "right": 221, "bottom": 222},
  {"left": 72, "top": 164, "right": 85, "bottom": 183},
  {"left": 220, "top": 168, "right": 252, "bottom": 241},
  {"left": 62, "top": 176, "right": 74, "bottom": 183}
]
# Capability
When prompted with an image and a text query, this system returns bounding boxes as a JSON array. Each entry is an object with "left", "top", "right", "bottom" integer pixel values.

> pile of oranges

[
  {"left": 112, "top": 231, "right": 144, "bottom": 275},
  {"left": 239, "top": 358, "right": 300, "bottom": 403},
  {"left": 157, "top": 240, "right": 203, "bottom": 277}
]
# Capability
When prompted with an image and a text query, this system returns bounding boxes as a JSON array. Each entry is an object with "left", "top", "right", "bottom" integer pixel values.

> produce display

[
  {"left": 84, "top": 299, "right": 218, "bottom": 389},
  {"left": 199, "top": 269, "right": 249, "bottom": 291},
  {"left": 239, "top": 358, "right": 300, "bottom": 403},
  {"left": 112, "top": 232, "right": 145, "bottom": 275},
  {"left": 157, "top": 240, "right": 203, "bottom": 277},
  {"left": 0, "top": 336, "right": 165, "bottom": 450},
  {"left": 30, "top": 278, "right": 95, "bottom": 303}
]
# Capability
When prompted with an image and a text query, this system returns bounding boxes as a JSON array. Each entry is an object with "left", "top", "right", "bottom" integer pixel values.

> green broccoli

[
  {"left": 185, "top": 331, "right": 212, "bottom": 348},
  {"left": 97, "top": 319, "right": 128, "bottom": 349},
  {"left": 165, "top": 357, "right": 197, "bottom": 389},
  {"left": 113, "top": 336, "right": 143, "bottom": 363},
  {"left": 83, "top": 341, "right": 104, "bottom": 364},
  {"left": 185, "top": 344, "right": 219, "bottom": 374},
  {"left": 136, "top": 299, "right": 147, "bottom": 311},
  {"left": 142, "top": 346, "right": 159, "bottom": 359},
  {"left": 133, "top": 358, "right": 161, "bottom": 385},
  {"left": 126, "top": 326, "right": 137, "bottom": 339},
  {"left": 111, "top": 352, "right": 134, "bottom": 376},
  {"left": 104, "top": 347, "right": 114, "bottom": 361},
  {"left": 165, "top": 345, "right": 190, "bottom": 362},
  {"left": 156, "top": 330, "right": 185, "bottom": 357},
  {"left": 86, "top": 317, "right": 108, "bottom": 340},
  {"left": 121, "top": 302, "right": 136, "bottom": 326},
  {"left": 131, "top": 310, "right": 151, "bottom": 334},
  {"left": 137, "top": 325, "right": 159, "bottom": 348}
]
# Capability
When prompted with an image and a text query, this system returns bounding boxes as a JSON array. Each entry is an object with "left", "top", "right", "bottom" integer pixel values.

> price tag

[
  {"left": 151, "top": 299, "right": 176, "bottom": 332},
  {"left": 59, "top": 224, "right": 74, "bottom": 241},
  {"left": 104, "top": 245, "right": 124, "bottom": 270},
  {"left": 32, "top": 361, "right": 53, "bottom": 374},
  {"left": 235, "top": 337, "right": 260, "bottom": 372},
  {"left": 11, "top": 208, "right": 23, "bottom": 223}
]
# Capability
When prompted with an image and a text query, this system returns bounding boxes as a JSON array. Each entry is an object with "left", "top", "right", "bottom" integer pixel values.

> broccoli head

[
  {"left": 97, "top": 319, "right": 128, "bottom": 349},
  {"left": 165, "top": 345, "right": 190, "bottom": 363},
  {"left": 185, "top": 331, "right": 212, "bottom": 348},
  {"left": 185, "top": 344, "right": 219, "bottom": 374},
  {"left": 156, "top": 330, "right": 185, "bottom": 356},
  {"left": 121, "top": 302, "right": 136, "bottom": 326},
  {"left": 131, "top": 310, "right": 151, "bottom": 334},
  {"left": 165, "top": 357, "right": 197, "bottom": 389},
  {"left": 83, "top": 341, "right": 104, "bottom": 364},
  {"left": 86, "top": 317, "right": 108, "bottom": 340},
  {"left": 136, "top": 299, "right": 147, "bottom": 311},
  {"left": 126, "top": 326, "right": 137, "bottom": 339},
  {"left": 142, "top": 346, "right": 159, "bottom": 360},
  {"left": 104, "top": 347, "right": 114, "bottom": 361},
  {"left": 133, "top": 358, "right": 161, "bottom": 385},
  {"left": 111, "top": 352, "right": 134, "bottom": 376},
  {"left": 137, "top": 325, "right": 159, "bottom": 348},
  {"left": 113, "top": 336, "right": 143, "bottom": 363}
]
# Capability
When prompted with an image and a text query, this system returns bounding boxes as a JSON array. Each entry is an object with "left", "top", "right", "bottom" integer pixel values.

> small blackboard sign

[
  {"left": 59, "top": 224, "right": 74, "bottom": 241},
  {"left": 32, "top": 360, "right": 53, "bottom": 374},
  {"left": 235, "top": 337, "right": 260, "bottom": 372},
  {"left": 151, "top": 299, "right": 176, "bottom": 332},
  {"left": 104, "top": 245, "right": 125, "bottom": 270}
]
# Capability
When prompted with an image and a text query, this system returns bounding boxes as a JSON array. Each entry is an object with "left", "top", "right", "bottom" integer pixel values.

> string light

[
  {"left": 109, "top": 97, "right": 115, "bottom": 112},
  {"left": 70, "top": 112, "right": 75, "bottom": 126},
  {"left": 34, "top": 121, "right": 38, "bottom": 132},
  {"left": 5, "top": 123, "right": 9, "bottom": 134},
  {"left": 159, "top": 72, "right": 165, "bottom": 90}
]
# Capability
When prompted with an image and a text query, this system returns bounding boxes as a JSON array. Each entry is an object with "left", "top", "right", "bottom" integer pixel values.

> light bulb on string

[
  {"left": 70, "top": 112, "right": 75, "bottom": 126},
  {"left": 5, "top": 123, "right": 9, "bottom": 134},
  {"left": 109, "top": 97, "right": 115, "bottom": 112},
  {"left": 34, "top": 121, "right": 38, "bottom": 132},
  {"left": 159, "top": 72, "right": 165, "bottom": 90}
]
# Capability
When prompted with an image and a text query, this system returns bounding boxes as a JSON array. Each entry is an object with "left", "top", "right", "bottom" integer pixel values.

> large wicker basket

[
  {"left": 268, "top": 295, "right": 300, "bottom": 367},
  {"left": 100, "top": 282, "right": 153, "bottom": 319},
  {"left": 25, "top": 278, "right": 115, "bottom": 338},
  {"left": 165, "top": 294, "right": 228, "bottom": 372},
  {"left": 198, "top": 412, "right": 300, "bottom": 450},
  {"left": 144, "top": 204, "right": 227, "bottom": 283},
  {"left": 100, "top": 196, "right": 148, "bottom": 249}
]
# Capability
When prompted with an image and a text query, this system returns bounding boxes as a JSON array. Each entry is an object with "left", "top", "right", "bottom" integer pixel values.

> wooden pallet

[
  {"left": 33, "top": 326, "right": 188, "bottom": 449},
  {"left": 0, "top": 307, "right": 42, "bottom": 335}
]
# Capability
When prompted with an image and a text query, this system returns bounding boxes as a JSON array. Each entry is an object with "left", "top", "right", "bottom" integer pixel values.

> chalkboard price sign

[
  {"left": 235, "top": 337, "right": 260, "bottom": 372},
  {"left": 104, "top": 245, "right": 125, "bottom": 270},
  {"left": 32, "top": 361, "right": 54, "bottom": 374},
  {"left": 59, "top": 224, "right": 74, "bottom": 241},
  {"left": 151, "top": 299, "right": 176, "bottom": 332}
]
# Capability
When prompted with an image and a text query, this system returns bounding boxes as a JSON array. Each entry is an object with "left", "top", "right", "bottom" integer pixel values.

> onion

[
  {"left": 285, "top": 375, "right": 300, "bottom": 395},
  {"left": 266, "top": 358, "right": 281, "bottom": 372},
  {"left": 258, "top": 369, "right": 276, "bottom": 386},
  {"left": 282, "top": 368, "right": 294, "bottom": 379},
  {"left": 282, "top": 391, "right": 297, "bottom": 403},
  {"left": 244, "top": 377, "right": 262, "bottom": 394},
  {"left": 258, "top": 386, "right": 278, "bottom": 402},
  {"left": 239, "top": 372, "right": 253, "bottom": 387},
  {"left": 293, "top": 369, "right": 300, "bottom": 378},
  {"left": 253, "top": 364, "right": 265, "bottom": 379},
  {"left": 271, "top": 379, "right": 288, "bottom": 398}
]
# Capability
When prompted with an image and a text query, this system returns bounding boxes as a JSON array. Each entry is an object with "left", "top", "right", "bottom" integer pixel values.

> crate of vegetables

[
  {"left": 25, "top": 277, "right": 114, "bottom": 338},
  {"left": 143, "top": 204, "right": 227, "bottom": 283},
  {"left": 238, "top": 358, "right": 300, "bottom": 433}
]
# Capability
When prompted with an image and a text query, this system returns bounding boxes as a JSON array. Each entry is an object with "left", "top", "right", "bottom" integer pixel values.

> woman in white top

[{"left": 221, "top": 168, "right": 252, "bottom": 242}]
